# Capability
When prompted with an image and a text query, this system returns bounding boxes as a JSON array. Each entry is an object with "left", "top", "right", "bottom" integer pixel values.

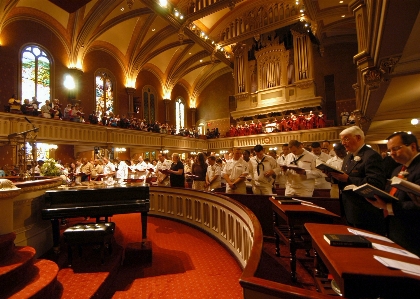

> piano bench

[{"left": 63, "top": 222, "right": 115, "bottom": 266}]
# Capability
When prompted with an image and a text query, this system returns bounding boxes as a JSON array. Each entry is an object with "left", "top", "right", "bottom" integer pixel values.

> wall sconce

[{"left": 64, "top": 74, "right": 75, "bottom": 90}]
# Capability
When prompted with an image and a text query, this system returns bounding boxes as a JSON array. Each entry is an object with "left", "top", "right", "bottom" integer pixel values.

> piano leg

[
  {"left": 141, "top": 211, "right": 148, "bottom": 243},
  {"left": 51, "top": 219, "right": 60, "bottom": 253}
]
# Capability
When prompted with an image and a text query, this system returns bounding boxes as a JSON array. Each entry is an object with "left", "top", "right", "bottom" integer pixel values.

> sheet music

[
  {"left": 374, "top": 255, "right": 420, "bottom": 276},
  {"left": 347, "top": 228, "right": 394, "bottom": 243},
  {"left": 372, "top": 243, "right": 419, "bottom": 259}
]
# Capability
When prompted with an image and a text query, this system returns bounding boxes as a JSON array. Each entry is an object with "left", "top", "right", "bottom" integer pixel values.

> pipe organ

[{"left": 231, "top": 30, "right": 323, "bottom": 120}]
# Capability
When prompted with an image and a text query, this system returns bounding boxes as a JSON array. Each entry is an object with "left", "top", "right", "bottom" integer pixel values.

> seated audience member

[
  {"left": 88, "top": 110, "right": 99, "bottom": 124},
  {"left": 366, "top": 132, "right": 420, "bottom": 256},
  {"left": 63, "top": 104, "right": 72, "bottom": 119},
  {"left": 8, "top": 94, "right": 21, "bottom": 113},
  {"left": 41, "top": 100, "right": 52, "bottom": 118},
  {"left": 21, "top": 98, "right": 34, "bottom": 115}
]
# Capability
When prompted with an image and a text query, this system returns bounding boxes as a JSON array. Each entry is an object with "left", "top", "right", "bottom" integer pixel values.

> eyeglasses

[
  {"left": 340, "top": 136, "right": 352, "bottom": 143},
  {"left": 388, "top": 145, "right": 405, "bottom": 153}
]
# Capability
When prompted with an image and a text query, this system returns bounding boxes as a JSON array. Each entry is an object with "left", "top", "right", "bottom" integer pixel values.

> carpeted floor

[{"left": 41, "top": 214, "right": 317, "bottom": 298}]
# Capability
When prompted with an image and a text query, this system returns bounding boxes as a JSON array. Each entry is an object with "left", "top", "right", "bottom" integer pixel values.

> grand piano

[{"left": 41, "top": 184, "right": 150, "bottom": 250}]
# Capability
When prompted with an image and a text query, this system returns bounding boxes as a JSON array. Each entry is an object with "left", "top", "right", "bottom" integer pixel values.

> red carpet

[
  {"left": 40, "top": 214, "right": 317, "bottom": 298},
  {"left": 108, "top": 215, "right": 243, "bottom": 299}
]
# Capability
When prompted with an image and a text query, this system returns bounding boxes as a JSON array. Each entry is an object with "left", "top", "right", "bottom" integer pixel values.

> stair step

[
  {"left": 0, "top": 233, "right": 16, "bottom": 262},
  {"left": 7, "top": 259, "right": 59, "bottom": 299},
  {"left": 0, "top": 246, "right": 36, "bottom": 289}
]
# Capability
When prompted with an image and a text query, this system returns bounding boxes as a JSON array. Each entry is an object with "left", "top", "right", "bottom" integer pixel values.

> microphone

[{"left": 24, "top": 116, "right": 37, "bottom": 129}]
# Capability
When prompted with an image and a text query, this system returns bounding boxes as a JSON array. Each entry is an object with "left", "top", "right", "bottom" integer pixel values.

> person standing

[
  {"left": 249, "top": 144, "right": 280, "bottom": 195},
  {"left": 311, "top": 142, "right": 332, "bottom": 191},
  {"left": 222, "top": 148, "right": 249, "bottom": 194},
  {"left": 330, "top": 126, "right": 386, "bottom": 235},
  {"left": 156, "top": 153, "right": 172, "bottom": 186},
  {"left": 366, "top": 132, "right": 420, "bottom": 255},
  {"left": 276, "top": 144, "right": 290, "bottom": 188},
  {"left": 281, "top": 140, "right": 324, "bottom": 197},
  {"left": 115, "top": 157, "right": 128, "bottom": 184},
  {"left": 80, "top": 157, "right": 94, "bottom": 182},
  {"left": 325, "top": 144, "right": 347, "bottom": 198},
  {"left": 169, "top": 153, "right": 185, "bottom": 187},
  {"left": 191, "top": 152, "right": 208, "bottom": 191},
  {"left": 205, "top": 155, "right": 221, "bottom": 191}
]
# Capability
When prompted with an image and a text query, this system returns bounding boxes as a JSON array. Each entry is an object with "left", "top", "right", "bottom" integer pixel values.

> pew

[{"left": 216, "top": 192, "right": 343, "bottom": 237}]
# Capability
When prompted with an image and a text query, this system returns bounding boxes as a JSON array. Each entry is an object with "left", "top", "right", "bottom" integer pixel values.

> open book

[
  {"left": 390, "top": 176, "right": 420, "bottom": 197},
  {"left": 280, "top": 164, "right": 305, "bottom": 172},
  {"left": 343, "top": 183, "right": 398, "bottom": 202},
  {"left": 315, "top": 160, "right": 344, "bottom": 174}
]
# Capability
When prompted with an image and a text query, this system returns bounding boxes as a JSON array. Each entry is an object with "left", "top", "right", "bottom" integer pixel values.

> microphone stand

[{"left": 8, "top": 118, "right": 39, "bottom": 181}]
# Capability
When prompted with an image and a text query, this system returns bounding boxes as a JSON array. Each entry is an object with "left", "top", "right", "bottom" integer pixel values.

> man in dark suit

[
  {"left": 366, "top": 132, "right": 420, "bottom": 255},
  {"left": 330, "top": 126, "right": 386, "bottom": 235}
]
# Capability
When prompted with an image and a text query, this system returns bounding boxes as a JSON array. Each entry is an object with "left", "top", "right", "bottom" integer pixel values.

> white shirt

[
  {"left": 312, "top": 152, "right": 332, "bottom": 189},
  {"left": 103, "top": 161, "right": 115, "bottom": 175},
  {"left": 206, "top": 163, "right": 222, "bottom": 189},
  {"left": 283, "top": 149, "right": 324, "bottom": 194},
  {"left": 326, "top": 155, "right": 344, "bottom": 171},
  {"left": 156, "top": 159, "right": 172, "bottom": 181},
  {"left": 116, "top": 161, "right": 128, "bottom": 179},
  {"left": 249, "top": 154, "right": 280, "bottom": 187},
  {"left": 222, "top": 157, "right": 249, "bottom": 182}
]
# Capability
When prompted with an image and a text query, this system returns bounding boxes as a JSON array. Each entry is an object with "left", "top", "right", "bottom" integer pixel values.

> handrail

[{"left": 149, "top": 187, "right": 332, "bottom": 299}]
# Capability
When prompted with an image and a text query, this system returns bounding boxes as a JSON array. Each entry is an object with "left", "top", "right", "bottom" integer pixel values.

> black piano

[{"left": 42, "top": 184, "right": 150, "bottom": 250}]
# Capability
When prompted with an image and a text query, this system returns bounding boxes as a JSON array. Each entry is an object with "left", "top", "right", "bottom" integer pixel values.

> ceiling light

[
  {"left": 200, "top": 59, "right": 203, "bottom": 62},
  {"left": 339, "top": 1, "right": 344, "bottom": 3},
  {"left": 159, "top": 0, "right": 168, "bottom": 8},
  {"left": 152, "top": 28, "right": 155, "bottom": 31},
  {"left": 121, "top": 7, "right": 124, "bottom": 11},
  {"left": 341, "top": 15, "right": 345, "bottom": 18},
  {"left": 411, "top": 118, "right": 419, "bottom": 125}
]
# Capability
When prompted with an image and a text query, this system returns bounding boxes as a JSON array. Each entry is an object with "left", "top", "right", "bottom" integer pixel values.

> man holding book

[
  {"left": 366, "top": 132, "right": 420, "bottom": 255},
  {"left": 329, "top": 126, "right": 386, "bottom": 235},
  {"left": 249, "top": 144, "right": 280, "bottom": 195},
  {"left": 280, "top": 140, "right": 324, "bottom": 197}
]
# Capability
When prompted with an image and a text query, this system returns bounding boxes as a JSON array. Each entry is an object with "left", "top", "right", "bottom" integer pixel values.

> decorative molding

[
  {"left": 295, "top": 79, "right": 313, "bottom": 89},
  {"left": 379, "top": 56, "right": 401, "bottom": 74},
  {"left": 363, "top": 68, "right": 383, "bottom": 90}
]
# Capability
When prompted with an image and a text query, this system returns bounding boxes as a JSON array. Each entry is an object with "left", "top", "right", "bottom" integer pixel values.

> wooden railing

[
  {"left": 149, "top": 187, "right": 332, "bottom": 299},
  {"left": 0, "top": 112, "right": 344, "bottom": 151}
]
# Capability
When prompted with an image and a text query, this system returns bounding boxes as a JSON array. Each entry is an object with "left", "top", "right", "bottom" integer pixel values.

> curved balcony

[{"left": 0, "top": 113, "right": 344, "bottom": 152}]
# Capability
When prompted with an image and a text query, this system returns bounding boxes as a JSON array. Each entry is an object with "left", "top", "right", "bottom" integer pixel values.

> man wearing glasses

[
  {"left": 330, "top": 126, "right": 386, "bottom": 235},
  {"left": 366, "top": 132, "right": 420, "bottom": 255}
]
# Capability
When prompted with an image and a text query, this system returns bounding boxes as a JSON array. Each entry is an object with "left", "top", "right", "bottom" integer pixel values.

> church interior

[{"left": 1, "top": 0, "right": 420, "bottom": 298}]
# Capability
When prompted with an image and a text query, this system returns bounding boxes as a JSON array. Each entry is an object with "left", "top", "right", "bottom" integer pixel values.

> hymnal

[
  {"left": 343, "top": 183, "right": 398, "bottom": 202},
  {"left": 281, "top": 164, "right": 305, "bottom": 172},
  {"left": 324, "top": 234, "right": 372, "bottom": 248},
  {"left": 315, "top": 160, "right": 344, "bottom": 174},
  {"left": 390, "top": 176, "right": 420, "bottom": 197}
]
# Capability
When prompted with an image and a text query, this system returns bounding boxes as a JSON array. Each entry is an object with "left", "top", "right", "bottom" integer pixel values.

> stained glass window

[
  {"left": 21, "top": 45, "right": 51, "bottom": 106},
  {"left": 95, "top": 70, "right": 115, "bottom": 118},
  {"left": 175, "top": 97, "right": 185, "bottom": 133}
]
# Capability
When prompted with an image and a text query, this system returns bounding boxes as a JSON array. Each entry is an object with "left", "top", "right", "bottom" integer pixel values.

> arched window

[
  {"left": 21, "top": 45, "right": 51, "bottom": 106},
  {"left": 142, "top": 86, "right": 156, "bottom": 124},
  {"left": 175, "top": 97, "right": 185, "bottom": 133},
  {"left": 95, "top": 70, "right": 115, "bottom": 118}
]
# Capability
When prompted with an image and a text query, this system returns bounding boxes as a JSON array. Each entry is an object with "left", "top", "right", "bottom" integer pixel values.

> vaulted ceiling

[
  {"left": 0, "top": 0, "right": 356, "bottom": 101},
  {"left": 1, "top": 0, "right": 419, "bottom": 141}
]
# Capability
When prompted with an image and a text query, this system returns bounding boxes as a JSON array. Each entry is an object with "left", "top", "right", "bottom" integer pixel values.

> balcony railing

[{"left": 0, "top": 112, "right": 344, "bottom": 151}]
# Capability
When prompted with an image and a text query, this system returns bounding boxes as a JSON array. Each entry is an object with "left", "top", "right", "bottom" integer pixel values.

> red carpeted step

[
  {"left": 7, "top": 259, "right": 59, "bottom": 299},
  {"left": 0, "top": 233, "right": 16, "bottom": 262},
  {"left": 0, "top": 246, "right": 36, "bottom": 292}
]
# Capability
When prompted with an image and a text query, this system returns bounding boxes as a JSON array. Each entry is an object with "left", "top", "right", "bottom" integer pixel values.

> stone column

[{"left": 126, "top": 87, "right": 136, "bottom": 116}]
